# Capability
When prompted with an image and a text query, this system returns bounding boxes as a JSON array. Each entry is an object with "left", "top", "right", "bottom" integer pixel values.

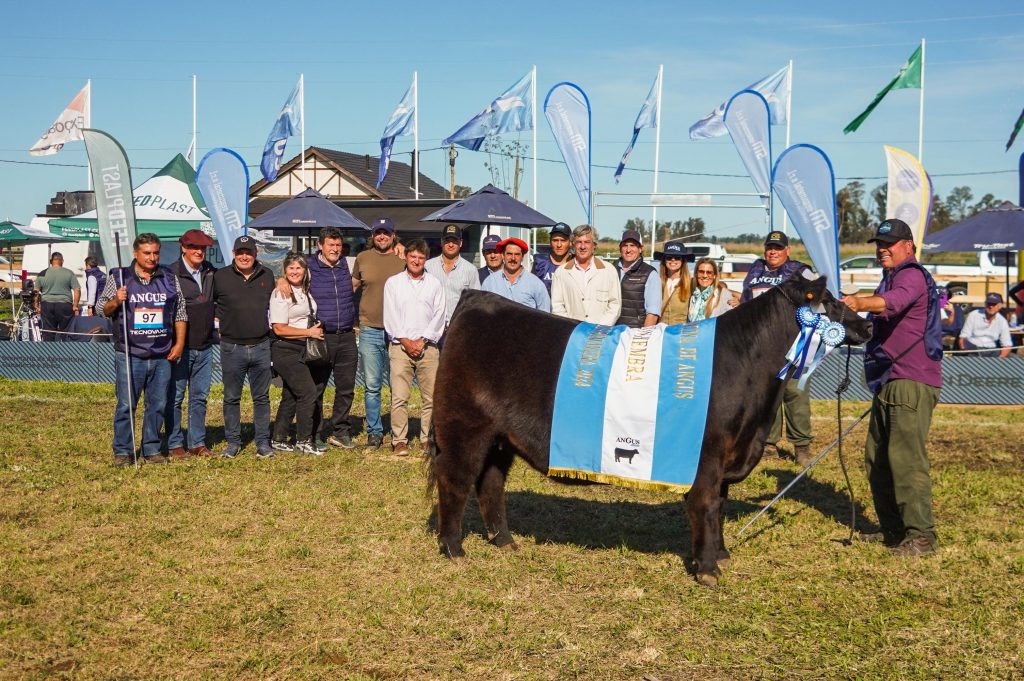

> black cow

[{"left": 428, "top": 276, "right": 871, "bottom": 586}]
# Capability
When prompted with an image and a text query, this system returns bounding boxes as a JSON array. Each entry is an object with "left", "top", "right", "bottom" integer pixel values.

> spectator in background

[
  {"left": 551, "top": 224, "right": 621, "bottom": 325},
  {"left": 532, "top": 222, "right": 574, "bottom": 291},
  {"left": 383, "top": 239, "right": 445, "bottom": 457},
  {"left": 959, "top": 293, "right": 1012, "bottom": 358},
  {"left": 656, "top": 241, "right": 693, "bottom": 325},
  {"left": 614, "top": 229, "right": 660, "bottom": 328},
  {"left": 165, "top": 229, "right": 217, "bottom": 460},
  {"left": 425, "top": 224, "right": 478, "bottom": 327},
  {"left": 688, "top": 256, "right": 737, "bottom": 322},
  {"left": 481, "top": 237, "right": 550, "bottom": 311},
  {"left": 83, "top": 256, "right": 106, "bottom": 316},
  {"left": 352, "top": 217, "right": 406, "bottom": 449},
  {"left": 478, "top": 234, "right": 503, "bottom": 283},
  {"left": 36, "top": 251, "right": 80, "bottom": 341},
  {"left": 939, "top": 285, "right": 965, "bottom": 350}
]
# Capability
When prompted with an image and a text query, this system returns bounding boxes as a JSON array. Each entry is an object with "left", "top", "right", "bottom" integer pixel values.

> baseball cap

[
  {"left": 481, "top": 234, "right": 502, "bottom": 252},
  {"left": 497, "top": 237, "right": 529, "bottom": 254},
  {"left": 656, "top": 241, "right": 693, "bottom": 261},
  {"left": 620, "top": 229, "right": 643, "bottom": 246},
  {"left": 372, "top": 216, "right": 395, "bottom": 234},
  {"left": 985, "top": 292, "right": 1003, "bottom": 306},
  {"left": 868, "top": 218, "right": 913, "bottom": 245},
  {"left": 442, "top": 224, "right": 463, "bottom": 241},
  {"left": 179, "top": 229, "right": 214, "bottom": 247},
  {"left": 550, "top": 222, "right": 572, "bottom": 239},
  {"left": 764, "top": 231, "right": 789, "bottom": 248},
  {"left": 233, "top": 235, "right": 257, "bottom": 252}
]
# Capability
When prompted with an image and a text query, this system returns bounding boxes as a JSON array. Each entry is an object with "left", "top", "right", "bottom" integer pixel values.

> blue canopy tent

[
  {"left": 245, "top": 187, "right": 370, "bottom": 234},
  {"left": 420, "top": 184, "right": 556, "bottom": 228}
]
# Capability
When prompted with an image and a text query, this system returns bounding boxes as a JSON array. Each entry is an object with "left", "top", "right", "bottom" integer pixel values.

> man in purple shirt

[{"left": 842, "top": 218, "right": 941, "bottom": 557}]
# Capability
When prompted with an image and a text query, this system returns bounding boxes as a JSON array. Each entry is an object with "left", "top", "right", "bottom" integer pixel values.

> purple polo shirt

[{"left": 868, "top": 256, "right": 942, "bottom": 389}]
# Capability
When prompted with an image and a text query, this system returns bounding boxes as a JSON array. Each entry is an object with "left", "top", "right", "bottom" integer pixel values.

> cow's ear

[{"left": 801, "top": 274, "right": 828, "bottom": 306}]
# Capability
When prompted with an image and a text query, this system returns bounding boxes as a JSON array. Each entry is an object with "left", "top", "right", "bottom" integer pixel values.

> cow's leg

[
  {"left": 716, "top": 483, "right": 731, "bottom": 567},
  {"left": 475, "top": 441, "right": 518, "bottom": 550},
  {"left": 686, "top": 474, "right": 725, "bottom": 587},
  {"left": 433, "top": 427, "right": 495, "bottom": 559}
]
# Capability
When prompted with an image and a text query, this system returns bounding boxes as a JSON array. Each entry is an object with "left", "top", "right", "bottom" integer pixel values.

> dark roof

[{"left": 248, "top": 146, "right": 448, "bottom": 201}]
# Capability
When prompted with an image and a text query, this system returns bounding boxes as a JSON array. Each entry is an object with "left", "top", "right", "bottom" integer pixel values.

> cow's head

[{"left": 778, "top": 274, "right": 872, "bottom": 346}]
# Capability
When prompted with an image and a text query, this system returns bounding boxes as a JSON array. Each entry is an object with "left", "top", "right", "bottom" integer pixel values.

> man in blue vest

[
  {"left": 614, "top": 229, "right": 660, "bottom": 328},
  {"left": 275, "top": 227, "right": 359, "bottom": 449},
  {"left": 165, "top": 229, "right": 217, "bottom": 460},
  {"left": 741, "top": 230, "right": 814, "bottom": 465},
  {"left": 531, "top": 222, "right": 573, "bottom": 292},
  {"left": 98, "top": 233, "right": 187, "bottom": 467}
]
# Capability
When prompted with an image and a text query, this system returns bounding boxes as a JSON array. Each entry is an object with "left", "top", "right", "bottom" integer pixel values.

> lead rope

[{"left": 834, "top": 345, "right": 855, "bottom": 545}]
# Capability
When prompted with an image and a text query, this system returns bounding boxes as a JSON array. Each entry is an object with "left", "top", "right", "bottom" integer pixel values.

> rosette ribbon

[{"left": 776, "top": 306, "right": 847, "bottom": 389}]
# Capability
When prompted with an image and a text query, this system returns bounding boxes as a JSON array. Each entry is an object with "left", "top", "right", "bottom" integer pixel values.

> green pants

[
  {"left": 865, "top": 379, "right": 940, "bottom": 543},
  {"left": 767, "top": 380, "right": 812, "bottom": 447}
]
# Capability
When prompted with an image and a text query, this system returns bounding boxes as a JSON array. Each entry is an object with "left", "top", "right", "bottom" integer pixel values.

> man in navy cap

[
  {"left": 425, "top": 224, "right": 479, "bottom": 327},
  {"left": 614, "top": 228, "right": 660, "bottom": 328},
  {"left": 959, "top": 292, "right": 1012, "bottom": 358},
  {"left": 478, "top": 234, "right": 503, "bottom": 283},
  {"left": 532, "top": 222, "right": 574, "bottom": 292},
  {"left": 742, "top": 230, "right": 815, "bottom": 465},
  {"left": 165, "top": 229, "right": 217, "bottom": 459}
]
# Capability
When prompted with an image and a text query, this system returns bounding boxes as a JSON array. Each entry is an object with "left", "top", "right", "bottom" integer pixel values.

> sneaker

[
  {"left": 113, "top": 454, "right": 133, "bottom": 468},
  {"left": 326, "top": 434, "right": 355, "bottom": 449},
  {"left": 762, "top": 444, "right": 779, "bottom": 459},
  {"left": 366, "top": 433, "right": 384, "bottom": 449},
  {"left": 144, "top": 454, "right": 169, "bottom": 465},
  {"left": 271, "top": 440, "right": 295, "bottom": 452},
  {"left": 256, "top": 448, "right": 275, "bottom": 460},
  {"left": 794, "top": 444, "right": 813, "bottom": 467},
  {"left": 392, "top": 442, "right": 410, "bottom": 457},
  {"left": 890, "top": 536, "right": 936, "bottom": 557},
  {"left": 314, "top": 439, "right": 328, "bottom": 453},
  {"left": 221, "top": 444, "right": 240, "bottom": 459},
  {"left": 295, "top": 440, "right": 322, "bottom": 456}
]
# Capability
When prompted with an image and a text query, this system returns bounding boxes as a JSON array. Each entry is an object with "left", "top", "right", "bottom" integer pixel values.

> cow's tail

[{"left": 424, "top": 422, "right": 440, "bottom": 501}]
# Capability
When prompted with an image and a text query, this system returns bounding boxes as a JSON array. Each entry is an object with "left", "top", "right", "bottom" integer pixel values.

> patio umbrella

[
  {"left": 419, "top": 184, "right": 556, "bottom": 228},
  {"left": 0, "top": 220, "right": 74, "bottom": 316},
  {"left": 920, "top": 201, "right": 1023, "bottom": 297},
  {"left": 244, "top": 187, "right": 369, "bottom": 234}
]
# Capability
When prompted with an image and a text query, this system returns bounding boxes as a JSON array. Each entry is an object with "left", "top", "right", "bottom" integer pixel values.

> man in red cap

[
  {"left": 164, "top": 229, "right": 217, "bottom": 459},
  {"left": 481, "top": 237, "right": 550, "bottom": 311}
]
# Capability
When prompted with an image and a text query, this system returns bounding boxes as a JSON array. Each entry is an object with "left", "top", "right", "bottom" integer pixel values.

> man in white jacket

[{"left": 551, "top": 224, "right": 621, "bottom": 326}]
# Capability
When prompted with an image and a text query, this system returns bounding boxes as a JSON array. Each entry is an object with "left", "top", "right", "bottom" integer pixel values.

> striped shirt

[{"left": 424, "top": 255, "right": 480, "bottom": 324}]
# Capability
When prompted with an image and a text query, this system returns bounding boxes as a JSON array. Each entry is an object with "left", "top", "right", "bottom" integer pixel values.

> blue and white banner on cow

[
  {"left": 549, "top": 321, "right": 716, "bottom": 492},
  {"left": 724, "top": 90, "right": 772, "bottom": 197},
  {"left": 544, "top": 82, "right": 592, "bottom": 221},
  {"left": 884, "top": 146, "right": 932, "bottom": 254},
  {"left": 83, "top": 129, "right": 137, "bottom": 268},
  {"left": 196, "top": 148, "right": 249, "bottom": 263},
  {"left": 613, "top": 69, "right": 660, "bottom": 184},
  {"left": 443, "top": 70, "right": 533, "bottom": 152},
  {"left": 377, "top": 78, "right": 416, "bottom": 188},
  {"left": 690, "top": 64, "right": 790, "bottom": 140},
  {"left": 772, "top": 144, "right": 840, "bottom": 296},
  {"left": 260, "top": 78, "right": 303, "bottom": 182}
]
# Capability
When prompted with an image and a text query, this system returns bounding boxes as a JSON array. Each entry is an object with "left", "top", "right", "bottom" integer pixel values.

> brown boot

[
  {"left": 188, "top": 445, "right": 213, "bottom": 458},
  {"left": 168, "top": 446, "right": 188, "bottom": 461},
  {"left": 794, "top": 444, "right": 813, "bottom": 467},
  {"left": 762, "top": 443, "right": 779, "bottom": 459}
]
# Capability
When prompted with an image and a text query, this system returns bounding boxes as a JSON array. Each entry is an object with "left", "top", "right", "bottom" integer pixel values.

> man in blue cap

[
  {"left": 478, "top": 234, "right": 503, "bottom": 283},
  {"left": 532, "top": 222, "right": 574, "bottom": 292}
]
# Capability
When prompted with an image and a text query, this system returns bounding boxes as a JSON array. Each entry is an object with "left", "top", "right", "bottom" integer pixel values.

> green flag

[
  {"left": 843, "top": 45, "right": 922, "bottom": 134},
  {"left": 1006, "top": 106, "right": 1024, "bottom": 151}
]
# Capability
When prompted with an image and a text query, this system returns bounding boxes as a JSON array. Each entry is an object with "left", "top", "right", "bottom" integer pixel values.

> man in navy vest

[
  {"left": 214, "top": 235, "right": 275, "bottom": 459},
  {"left": 98, "top": 233, "right": 187, "bottom": 467},
  {"left": 275, "top": 227, "right": 358, "bottom": 449},
  {"left": 614, "top": 229, "right": 660, "bottom": 328},
  {"left": 165, "top": 229, "right": 217, "bottom": 460},
  {"left": 741, "top": 230, "right": 815, "bottom": 465},
  {"left": 531, "top": 222, "right": 573, "bottom": 292}
]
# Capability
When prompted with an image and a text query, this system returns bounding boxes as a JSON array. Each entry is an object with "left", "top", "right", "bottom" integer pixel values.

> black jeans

[
  {"left": 40, "top": 301, "right": 74, "bottom": 342},
  {"left": 318, "top": 330, "right": 358, "bottom": 441},
  {"left": 272, "top": 339, "right": 330, "bottom": 443}
]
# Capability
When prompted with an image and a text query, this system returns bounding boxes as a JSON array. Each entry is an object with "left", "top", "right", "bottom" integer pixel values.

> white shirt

[
  {"left": 961, "top": 309, "right": 1012, "bottom": 349},
  {"left": 269, "top": 286, "right": 317, "bottom": 330},
  {"left": 383, "top": 270, "right": 446, "bottom": 343}
]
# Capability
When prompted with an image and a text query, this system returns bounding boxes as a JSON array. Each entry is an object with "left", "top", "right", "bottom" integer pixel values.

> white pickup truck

[
  {"left": 838, "top": 251, "right": 1018, "bottom": 294},
  {"left": 684, "top": 242, "right": 759, "bottom": 274}
]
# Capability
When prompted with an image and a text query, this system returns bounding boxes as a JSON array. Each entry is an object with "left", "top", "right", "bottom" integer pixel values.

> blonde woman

[
  {"left": 688, "top": 257, "right": 736, "bottom": 322},
  {"left": 658, "top": 241, "right": 692, "bottom": 325}
]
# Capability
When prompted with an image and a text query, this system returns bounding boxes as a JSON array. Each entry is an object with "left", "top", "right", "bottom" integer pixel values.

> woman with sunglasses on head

[
  {"left": 657, "top": 241, "right": 693, "bottom": 326},
  {"left": 688, "top": 257, "right": 737, "bottom": 323}
]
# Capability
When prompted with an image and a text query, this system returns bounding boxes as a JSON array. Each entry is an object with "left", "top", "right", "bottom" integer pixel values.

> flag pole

[
  {"left": 300, "top": 73, "right": 307, "bottom": 187},
  {"left": 532, "top": 64, "right": 538, "bottom": 253},
  {"left": 191, "top": 74, "right": 197, "bottom": 168},
  {"left": 85, "top": 80, "right": 92, "bottom": 191},
  {"left": 651, "top": 64, "right": 664, "bottom": 260},
  {"left": 918, "top": 39, "right": 925, "bottom": 164},
  {"left": 782, "top": 60, "right": 793, "bottom": 235},
  {"left": 413, "top": 71, "right": 419, "bottom": 200}
]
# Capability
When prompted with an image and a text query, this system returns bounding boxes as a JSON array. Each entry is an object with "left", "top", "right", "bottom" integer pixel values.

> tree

[
  {"left": 482, "top": 136, "right": 528, "bottom": 198},
  {"left": 836, "top": 181, "right": 872, "bottom": 243},
  {"left": 869, "top": 183, "right": 887, "bottom": 224},
  {"left": 945, "top": 186, "right": 974, "bottom": 222}
]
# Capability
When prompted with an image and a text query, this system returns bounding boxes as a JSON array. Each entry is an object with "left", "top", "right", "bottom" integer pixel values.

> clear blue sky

[{"left": 2, "top": 1, "right": 1022, "bottom": 240}]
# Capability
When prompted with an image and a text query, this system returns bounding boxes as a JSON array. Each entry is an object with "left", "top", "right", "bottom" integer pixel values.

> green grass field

[{"left": 1, "top": 379, "right": 1021, "bottom": 679}]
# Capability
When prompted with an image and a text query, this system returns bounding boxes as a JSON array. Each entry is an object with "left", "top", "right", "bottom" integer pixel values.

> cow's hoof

[
  {"left": 490, "top": 534, "right": 519, "bottom": 551},
  {"left": 440, "top": 543, "right": 466, "bottom": 560},
  {"left": 716, "top": 557, "right": 731, "bottom": 569},
  {"left": 695, "top": 572, "right": 719, "bottom": 588}
]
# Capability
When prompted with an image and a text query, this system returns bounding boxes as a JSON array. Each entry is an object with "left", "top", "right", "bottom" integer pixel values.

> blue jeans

[
  {"left": 221, "top": 339, "right": 272, "bottom": 450},
  {"left": 113, "top": 352, "right": 171, "bottom": 457},
  {"left": 358, "top": 326, "right": 389, "bottom": 436},
  {"left": 165, "top": 346, "right": 213, "bottom": 449}
]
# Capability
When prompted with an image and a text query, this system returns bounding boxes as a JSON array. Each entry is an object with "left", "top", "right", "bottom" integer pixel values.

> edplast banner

[
  {"left": 544, "top": 82, "right": 592, "bottom": 220},
  {"left": 772, "top": 144, "right": 840, "bottom": 296},
  {"left": 196, "top": 148, "right": 250, "bottom": 263},
  {"left": 884, "top": 146, "right": 932, "bottom": 252},
  {"left": 724, "top": 89, "right": 772, "bottom": 196},
  {"left": 83, "top": 129, "right": 137, "bottom": 267}
]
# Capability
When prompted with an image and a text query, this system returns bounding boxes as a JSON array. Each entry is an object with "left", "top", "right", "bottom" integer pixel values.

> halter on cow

[{"left": 427, "top": 275, "right": 872, "bottom": 586}]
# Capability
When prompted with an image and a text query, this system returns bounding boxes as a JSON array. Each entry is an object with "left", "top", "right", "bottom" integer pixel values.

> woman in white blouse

[{"left": 269, "top": 253, "right": 328, "bottom": 455}]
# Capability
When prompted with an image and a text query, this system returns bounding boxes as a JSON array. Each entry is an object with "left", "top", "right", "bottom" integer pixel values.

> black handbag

[{"left": 300, "top": 315, "right": 330, "bottom": 366}]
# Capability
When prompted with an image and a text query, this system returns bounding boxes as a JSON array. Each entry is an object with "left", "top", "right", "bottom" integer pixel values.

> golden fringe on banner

[{"left": 547, "top": 468, "right": 690, "bottom": 494}]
